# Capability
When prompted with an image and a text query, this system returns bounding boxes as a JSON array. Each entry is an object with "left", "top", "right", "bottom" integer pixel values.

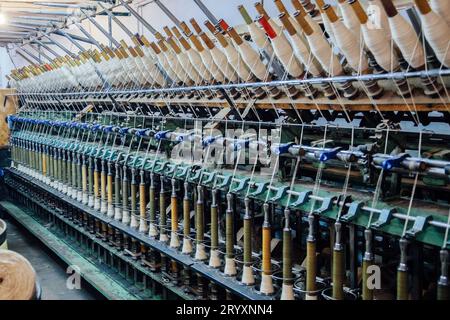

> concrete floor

[{"left": 4, "top": 217, "right": 102, "bottom": 300}]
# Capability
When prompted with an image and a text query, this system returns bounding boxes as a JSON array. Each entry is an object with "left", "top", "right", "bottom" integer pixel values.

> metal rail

[{"left": 9, "top": 68, "right": 450, "bottom": 97}]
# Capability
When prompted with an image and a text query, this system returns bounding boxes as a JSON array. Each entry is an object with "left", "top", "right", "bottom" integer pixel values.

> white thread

[
  {"left": 305, "top": 31, "right": 343, "bottom": 76},
  {"left": 237, "top": 41, "right": 268, "bottom": 81},
  {"left": 420, "top": 11, "right": 450, "bottom": 68},
  {"left": 222, "top": 43, "right": 252, "bottom": 80},
  {"left": 388, "top": 14, "right": 425, "bottom": 69},
  {"left": 271, "top": 33, "right": 304, "bottom": 77},
  {"left": 321, "top": 12, "right": 339, "bottom": 49},
  {"left": 186, "top": 47, "right": 213, "bottom": 82},
  {"left": 339, "top": 0, "right": 362, "bottom": 38},
  {"left": 430, "top": 0, "right": 450, "bottom": 27},
  {"left": 198, "top": 48, "right": 225, "bottom": 82},
  {"left": 209, "top": 47, "right": 237, "bottom": 82},
  {"left": 155, "top": 50, "right": 178, "bottom": 82},
  {"left": 361, "top": 23, "right": 399, "bottom": 71},
  {"left": 248, "top": 22, "right": 274, "bottom": 57},
  {"left": 330, "top": 18, "right": 368, "bottom": 72},
  {"left": 289, "top": 33, "right": 322, "bottom": 76}
]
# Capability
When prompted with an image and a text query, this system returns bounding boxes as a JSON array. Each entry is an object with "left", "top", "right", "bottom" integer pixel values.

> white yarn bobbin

[
  {"left": 430, "top": 0, "right": 450, "bottom": 27},
  {"left": 420, "top": 11, "right": 450, "bottom": 68},
  {"left": 237, "top": 41, "right": 269, "bottom": 81},
  {"left": 388, "top": 14, "right": 425, "bottom": 69},
  {"left": 361, "top": 24, "right": 399, "bottom": 72}
]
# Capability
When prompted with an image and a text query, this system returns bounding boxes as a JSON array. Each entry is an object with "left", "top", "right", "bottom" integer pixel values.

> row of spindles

[{"left": 9, "top": 135, "right": 450, "bottom": 300}]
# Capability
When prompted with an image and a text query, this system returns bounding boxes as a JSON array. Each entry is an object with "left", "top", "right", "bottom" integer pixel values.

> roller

[
  {"left": 332, "top": 221, "right": 345, "bottom": 300},
  {"left": 170, "top": 179, "right": 180, "bottom": 248},
  {"left": 437, "top": 250, "right": 449, "bottom": 300},
  {"left": 291, "top": 0, "right": 323, "bottom": 35},
  {"left": 258, "top": 15, "right": 303, "bottom": 99},
  {"left": 224, "top": 193, "right": 237, "bottom": 277},
  {"left": 241, "top": 198, "right": 255, "bottom": 285},
  {"left": 159, "top": 175, "right": 169, "bottom": 243},
  {"left": 139, "top": 170, "right": 148, "bottom": 233},
  {"left": 106, "top": 161, "right": 114, "bottom": 217},
  {"left": 146, "top": 39, "right": 181, "bottom": 85},
  {"left": 182, "top": 182, "right": 193, "bottom": 254},
  {"left": 362, "top": 229, "right": 374, "bottom": 300},
  {"left": 148, "top": 173, "right": 158, "bottom": 237},
  {"left": 305, "top": 214, "right": 318, "bottom": 300},
  {"left": 204, "top": 20, "right": 267, "bottom": 99},
  {"left": 195, "top": 185, "right": 207, "bottom": 261},
  {"left": 397, "top": 238, "right": 409, "bottom": 300},
  {"left": 209, "top": 189, "right": 221, "bottom": 268},
  {"left": 260, "top": 203, "right": 274, "bottom": 295},
  {"left": 280, "top": 208, "right": 295, "bottom": 300},
  {"left": 223, "top": 21, "right": 283, "bottom": 99},
  {"left": 278, "top": 12, "right": 332, "bottom": 99},
  {"left": 130, "top": 168, "right": 139, "bottom": 229},
  {"left": 180, "top": 21, "right": 225, "bottom": 84},
  {"left": 122, "top": 164, "right": 130, "bottom": 225},
  {"left": 430, "top": 0, "right": 450, "bottom": 27},
  {"left": 380, "top": 0, "right": 442, "bottom": 98}
]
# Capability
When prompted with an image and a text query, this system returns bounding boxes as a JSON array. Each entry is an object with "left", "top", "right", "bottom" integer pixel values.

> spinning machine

[{"left": 2, "top": 0, "right": 450, "bottom": 300}]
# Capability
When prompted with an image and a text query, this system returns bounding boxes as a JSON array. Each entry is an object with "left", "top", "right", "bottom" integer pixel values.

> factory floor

[{"left": 4, "top": 217, "right": 103, "bottom": 300}]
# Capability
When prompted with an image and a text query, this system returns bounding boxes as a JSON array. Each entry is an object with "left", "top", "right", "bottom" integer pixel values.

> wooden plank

[{"left": 0, "top": 89, "right": 17, "bottom": 147}]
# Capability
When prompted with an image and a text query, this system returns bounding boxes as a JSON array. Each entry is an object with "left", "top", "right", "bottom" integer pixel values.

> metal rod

[
  {"left": 81, "top": 9, "right": 121, "bottom": 48},
  {"left": 53, "top": 30, "right": 96, "bottom": 45},
  {"left": 154, "top": 0, "right": 182, "bottom": 29},
  {"left": 98, "top": 2, "right": 135, "bottom": 39},
  {"left": 32, "top": 39, "right": 59, "bottom": 57},
  {"left": 54, "top": 29, "right": 85, "bottom": 52},
  {"left": 29, "top": 44, "right": 52, "bottom": 62},
  {"left": 192, "top": 0, "right": 219, "bottom": 25},
  {"left": 15, "top": 49, "right": 39, "bottom": 64},
  {"left": 118, "top": 0, "right": 158, "bottom": 35},
  {"left": 75, "top": 24, "right": 102, "bottom": 49},
  {"left": 42, "top": 34, "right": 76, "bottom": 57}
]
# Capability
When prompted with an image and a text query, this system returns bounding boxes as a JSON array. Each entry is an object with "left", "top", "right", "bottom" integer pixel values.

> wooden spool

[
  {"left": 0, "top": 249, "right": 38, "bottom": 300},
  {"left": 0, "top": 220, "right": 6, "bottom": 250}
]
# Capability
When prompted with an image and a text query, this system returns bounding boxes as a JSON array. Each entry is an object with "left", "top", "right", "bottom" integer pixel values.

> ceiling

[{"left": 0, "top": 0, "right": 102, "bottom": 45}]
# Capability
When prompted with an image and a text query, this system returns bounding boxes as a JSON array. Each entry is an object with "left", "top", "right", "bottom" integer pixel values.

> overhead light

[{"left": 0, "top": 12, "right": 7, "bottom": 25}]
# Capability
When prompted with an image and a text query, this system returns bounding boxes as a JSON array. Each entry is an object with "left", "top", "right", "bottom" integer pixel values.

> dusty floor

[{"left": 4, "top": 217, "right": 103, "bottom": 300}]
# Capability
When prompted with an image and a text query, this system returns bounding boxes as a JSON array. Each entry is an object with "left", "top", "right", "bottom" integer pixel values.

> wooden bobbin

[{"left": 0, "top": 249, "right": 37, "bottom": 300}]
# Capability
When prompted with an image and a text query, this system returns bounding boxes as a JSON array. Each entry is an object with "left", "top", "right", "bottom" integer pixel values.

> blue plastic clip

[
  {"left": 319, "top": 147, "right": 343, "bottom": 162},
  {"left": 271, "top": 143, "right": 295, "bottom": 155},
  {"left": 119, "top": 127, "right": 129, "bottom": 135},
  {"left": 136, "top": 129, "right": 148, "bottom": 137},
  {"left": 202, "top": 136, "right": 217, "bottom": 147},
  {"left": 154, "top": 130, "right": 171, "bottom": 141},
  {"left": 382, "top": 154, "right": 409, "bottom": 171},
  {"left": 175, "top": 132, "right": 193, "bottom": 142}
]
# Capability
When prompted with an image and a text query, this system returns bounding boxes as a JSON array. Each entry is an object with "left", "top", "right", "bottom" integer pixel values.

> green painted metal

[{"left": 13, "top": 129, "right": 450, "bottom": 249}]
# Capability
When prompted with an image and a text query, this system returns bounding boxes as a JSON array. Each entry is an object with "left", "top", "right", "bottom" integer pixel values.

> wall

[{"left": 0, "top": 47, "right": 15, "bottom": 88}]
